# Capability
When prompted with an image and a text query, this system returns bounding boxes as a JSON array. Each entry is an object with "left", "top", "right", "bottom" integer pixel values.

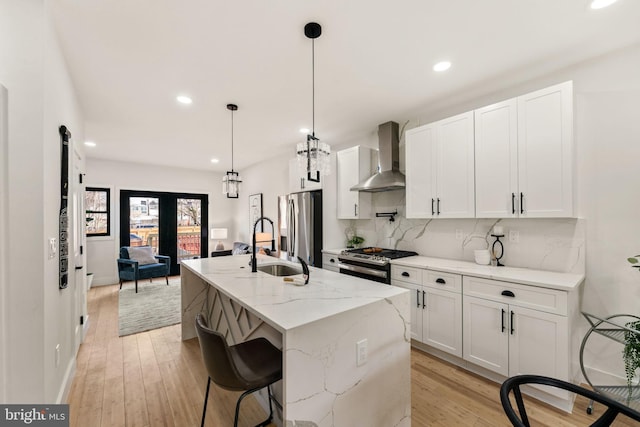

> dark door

[{"left": 120, "top": 190, "right": 208, "bottom": 276}]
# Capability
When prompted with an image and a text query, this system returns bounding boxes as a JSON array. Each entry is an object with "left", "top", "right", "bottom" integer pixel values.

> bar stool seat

[{"left": 195, "top": 313, "right": 282, "bottom": 427}]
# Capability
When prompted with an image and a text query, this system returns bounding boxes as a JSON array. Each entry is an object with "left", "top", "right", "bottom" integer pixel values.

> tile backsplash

[{"left": 340, "top": 190, "right": 585, "bottom": 274}]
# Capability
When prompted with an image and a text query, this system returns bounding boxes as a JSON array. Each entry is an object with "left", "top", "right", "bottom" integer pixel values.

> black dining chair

[
  {"left": 500, "top": 374, "right": 640, "bottom": 426},
  {"left": 195, "top": 313, "right": 282, "bottom": 427}
]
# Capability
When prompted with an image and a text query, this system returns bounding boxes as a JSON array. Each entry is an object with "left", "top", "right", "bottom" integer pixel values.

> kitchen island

[{"left": 181, "top": 255, "right": 410, "bottom": 427}]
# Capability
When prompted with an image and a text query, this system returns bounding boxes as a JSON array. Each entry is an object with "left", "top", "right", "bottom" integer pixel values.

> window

[{"left": 85, "top": 187, "right": 110, "bottom": 236}]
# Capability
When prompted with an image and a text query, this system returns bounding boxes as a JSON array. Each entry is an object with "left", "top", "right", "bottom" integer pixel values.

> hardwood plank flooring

[{"left": 68, "top": 282, "right": 637, "bottom": 426}]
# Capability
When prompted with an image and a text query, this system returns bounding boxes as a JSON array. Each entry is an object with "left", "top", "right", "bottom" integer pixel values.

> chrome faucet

[{"left": 251, "top": 216, "right": 276, "bottom": 273}]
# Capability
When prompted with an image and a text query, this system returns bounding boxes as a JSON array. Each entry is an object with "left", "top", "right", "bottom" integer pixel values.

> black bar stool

[{"left": 195, "top": 313, "right": 282, "bottom": 427}]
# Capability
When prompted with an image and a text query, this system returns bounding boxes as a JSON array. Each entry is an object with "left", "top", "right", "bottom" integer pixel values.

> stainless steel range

[{"left": 338, "top": 247, "right": 418, "bottom": 284}]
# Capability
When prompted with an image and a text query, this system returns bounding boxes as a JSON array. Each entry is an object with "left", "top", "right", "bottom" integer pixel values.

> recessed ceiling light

[
  {"left": 210, "top": 158, "right": 219, "bottom": 164},
  {"left": 433, "top": 61, "right": 452, "bottom": 72},
  {"left": 300, "top": 128, "right": 310, "bottom": 134},
  {"left": 84, "top": 141, "right": 96, "bottom": 147},
  {"left": 590, "top": 0, "right": 618, "bottom": 9},
  {"left": 176, "top": 95, "right": 193, "bottom": 105}
]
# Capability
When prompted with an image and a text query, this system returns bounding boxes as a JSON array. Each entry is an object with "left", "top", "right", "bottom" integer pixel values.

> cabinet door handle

[
  {"left": 402, "top": 271, "right": 410, "bottom": 277},
  {"left": 520, "top": 192, "right": 524, "bottom": 214},
  {"left": 354, "top": 204, "right": 358, "bottom": 216},
  {"left": 435, "top": 278, "right": 446, "bottom": 284},
  {"left": 501, "top": 290, "right": 515, "bottom": 298},
  {"left": 510, "top": 310, "right": 515, "bottom": 335},
  {"left": 511, "top": 193, "right": 515, "bottom": 215},
  {"left": 301, "top": 177, "right": 305, "bottom": 189},
  {"left": 437, "top": 198, "right": 441, "bottom": 215},
  {"left": 422, "top": 290, "right": 426, "bottom": 309},
  {"left": 329, "top": 258, "right": 335, "bottom": 263},
  {"left": 416, "top": 289, "right": 420, "bottom": 308},
  {"left": 431, "top": 198, "right": 435, "bottom": 215},
  {"left": 501, "top": 308, "right": 506, "bottom": 333}
]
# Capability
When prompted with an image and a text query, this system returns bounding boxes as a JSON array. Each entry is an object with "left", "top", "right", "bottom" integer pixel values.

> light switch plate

[{"left": 48, "top": 237, "right": 57, "bottom": 259}]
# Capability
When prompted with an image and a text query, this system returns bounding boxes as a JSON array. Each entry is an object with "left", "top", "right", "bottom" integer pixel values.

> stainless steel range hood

[{"left": 350, "top": 121, "right": 405, "bottom": 192}]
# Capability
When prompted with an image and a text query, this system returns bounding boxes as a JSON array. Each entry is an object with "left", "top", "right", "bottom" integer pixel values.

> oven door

[{"left": 337, "top": 259, "right": 390, "bottom": 284}]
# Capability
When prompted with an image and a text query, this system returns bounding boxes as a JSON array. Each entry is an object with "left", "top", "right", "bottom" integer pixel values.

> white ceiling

[{"left": 49, "top": 0, "right": 640, "bottom": 172}]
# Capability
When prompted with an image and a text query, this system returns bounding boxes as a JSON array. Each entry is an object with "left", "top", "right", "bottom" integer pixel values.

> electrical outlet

[
  {"left": 455, "top": 229, "right": 464, "bottom": 240},
  {"left": 356, "top": 339, "right": 368, "bottom": 366},
  {"left": 509, "top": 230, "right": 520, "bottom": 243},
  {"left": 55, "top": 344, "right": 60, "bottom": 367}
]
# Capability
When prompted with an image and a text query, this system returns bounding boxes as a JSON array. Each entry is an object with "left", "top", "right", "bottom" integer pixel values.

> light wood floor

[{"left": 68, "top": 282, "right": 637, "bottom": 426}]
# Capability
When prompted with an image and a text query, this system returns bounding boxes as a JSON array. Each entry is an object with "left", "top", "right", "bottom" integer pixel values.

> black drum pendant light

[
  {"left": 297, "top": 22, "right": 330, "bottom": 183},
  {"left": 222, "top": 103, "right": 242, "bottom": 198}
]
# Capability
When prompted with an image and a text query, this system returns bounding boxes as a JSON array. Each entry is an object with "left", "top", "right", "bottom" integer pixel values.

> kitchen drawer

[
  {"left": 322, "top": 253, "right": 340, "bottom": 272},
  {"left": 463, "top": 276, "right": 567, "bottom": 316},
  {"left": 391, "top": 265, "right": 422, "bottom": 285},
  {"left": 423, "top": 270, "right": 462, "bottom": 293}
]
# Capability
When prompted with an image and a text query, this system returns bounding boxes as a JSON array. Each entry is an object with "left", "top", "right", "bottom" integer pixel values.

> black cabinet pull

[
  {"left": 501, "top": 308, "right": 506, "bottom": 332},
  {"left": 416, "top": 289, "right": 420, "bottom": 308},
  {"left": 329, "top": 258, "right": 335, "bottom": 263},
  {"left": 435, "top": 278, "right": 446, "bottom": 284},
  {"left": 510, "top": 310, "right": 515, "bottom": 335},
  {"left": 437, "top": 198, "right": 441, "bottom": 215},
  {"left": 402, "top": 271, "right": 410, "bottom": 277},
  {"left": 501, "top": 290, "right": 515, "bottom": 298},
  {"left": 511, "top": 193, "right": 515, "bottom": 215},
  {"left": 431, "top": 198, "right": 435, "bottom": 215},
  {"left": 422, "top": 290, "right": 426, "bottom": 309},
  {"left": 520, "top": 192, "right": 524, "bottom": 214}
]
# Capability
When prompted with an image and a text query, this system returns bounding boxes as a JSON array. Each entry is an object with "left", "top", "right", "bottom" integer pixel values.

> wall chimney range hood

[{"left": 350, "top": 121, "right": 405, "bottom": 192}]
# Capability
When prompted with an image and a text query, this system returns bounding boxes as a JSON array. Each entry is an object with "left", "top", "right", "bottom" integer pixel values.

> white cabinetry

[
  {"left": 475, "top": 81, "right": 574, "bottom": 218},
  {"left": 462, "top": 276, "right": 569, "bottom": 398},
  {"left": 406, "top": 111, "right": 475, "bottom": 218},
  {"left": 336, "top": 146, "right": 374, "bottom": 219},
  {"left": 391, "top": 266, "right": 462, "bottom": 357},
  {"left": 322, "top": 253, "right": 339, "bottom": 272},
  {"left": 289, "top": 158, "right": 322, "bottom": 192}
]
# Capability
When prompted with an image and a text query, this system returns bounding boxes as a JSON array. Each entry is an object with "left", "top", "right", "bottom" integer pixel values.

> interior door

[
  {"left": 120, "top": 190, "right": 208, "bottom": 276},
  {"left": 71, "top": 146, "right": 87, "bottom": 348}
]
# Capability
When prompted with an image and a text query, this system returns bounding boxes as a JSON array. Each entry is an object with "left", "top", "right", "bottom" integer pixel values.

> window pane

[
  {"left": 86, "top": 213, "right": 108, "bottom": 234},
  {"left": 177, "top": 198, "right": 201, "bottom": 263},
  {"left": 86, "top": 190, "right": 107, "bottom": 211}
]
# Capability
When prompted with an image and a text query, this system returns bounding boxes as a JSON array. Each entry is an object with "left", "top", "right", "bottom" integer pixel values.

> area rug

[{"left": 118, "top": 277, "right": 181, "bottom": 337}]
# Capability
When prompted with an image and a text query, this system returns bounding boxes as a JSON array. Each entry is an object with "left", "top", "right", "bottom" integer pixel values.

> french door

[{"left": 119, "top": 190, "right": 208, "bottom": 276}]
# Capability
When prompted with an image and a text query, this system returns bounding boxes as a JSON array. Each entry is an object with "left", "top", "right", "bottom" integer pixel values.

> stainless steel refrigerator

[{"left": 278, "top": 190, "right": 323, "bottom": 267}]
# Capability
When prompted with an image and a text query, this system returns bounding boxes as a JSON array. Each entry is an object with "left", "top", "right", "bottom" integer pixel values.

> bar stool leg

[{"left": 201, "top": 377, "right": 211, "bottom": 427}]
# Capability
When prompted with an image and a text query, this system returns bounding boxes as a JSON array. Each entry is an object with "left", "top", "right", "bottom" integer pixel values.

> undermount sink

[{"left": 257, "top": 264, "right": 302, "bottom": 277}]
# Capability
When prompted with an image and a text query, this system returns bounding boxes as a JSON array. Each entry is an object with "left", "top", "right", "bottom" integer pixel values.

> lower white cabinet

[
  {"left": 462, "top": 276, "right": 569, "bottom": 399},
  {"left": 322, "top": 253, "right": 339, "bottom": 272},
  {"left": 392, "top": 266, "right": 462, "bottom": 357}
]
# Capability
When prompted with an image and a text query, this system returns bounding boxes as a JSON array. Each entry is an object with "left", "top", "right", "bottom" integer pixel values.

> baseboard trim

[{"left": 57, "top": 357, "right": 76, "bottom": 404}]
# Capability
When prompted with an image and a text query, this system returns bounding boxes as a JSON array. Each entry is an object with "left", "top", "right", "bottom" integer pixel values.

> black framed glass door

[{"left": 120, "top": 190, "right": 208, "bottom": 276}]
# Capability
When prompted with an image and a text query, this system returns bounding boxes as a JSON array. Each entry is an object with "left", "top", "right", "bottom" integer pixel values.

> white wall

[
  {"left": 0, "top": 0, "right": 85, "bottom": 403},
  {"left": 85, "top": 158, "right": 230, "bottom": 285}
]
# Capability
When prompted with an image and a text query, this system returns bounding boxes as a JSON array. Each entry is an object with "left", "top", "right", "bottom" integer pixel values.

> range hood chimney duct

[{"left": 350, "top": 121, "right": 405, "bottom": 192}]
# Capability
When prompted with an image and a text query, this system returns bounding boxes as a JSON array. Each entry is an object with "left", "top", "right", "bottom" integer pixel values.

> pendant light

[
  {"left": 297, "top": 22, "right": 330, "bottom": 183},
  {"left": 222, "top": 103, "right": 242, "bottom": 198}
]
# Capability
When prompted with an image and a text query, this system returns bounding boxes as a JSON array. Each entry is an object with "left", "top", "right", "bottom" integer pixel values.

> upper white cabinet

[
  {"left": 406, "top": 112, "right": 475, "bottom": 218},
  {"left": 289, "top": 158, "right": 322, "bottom": 192},
  {"left": 475, "top": 81, "right": 574, "bottom": 218},
  {"left": 336, "top": 146, "right": 374, "bottom": 219}
]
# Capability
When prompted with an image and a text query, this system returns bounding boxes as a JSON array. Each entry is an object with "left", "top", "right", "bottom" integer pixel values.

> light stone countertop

[
  {"left": 322, "top": 247, "right": 347, "bottom": 255},
  {"left": 391, "top": 255, "right": 584, "bottom": 291},
  {"left": 181, "top": 254, "right": 407, "bottom": 332}
]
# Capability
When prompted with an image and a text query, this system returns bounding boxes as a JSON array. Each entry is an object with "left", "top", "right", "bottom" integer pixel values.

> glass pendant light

[
  {"left": 297, "top": 22, "right": 330, "bottom": 183},
  {"left": 222, "top": 103, "right": 242, "bottom": 198}
]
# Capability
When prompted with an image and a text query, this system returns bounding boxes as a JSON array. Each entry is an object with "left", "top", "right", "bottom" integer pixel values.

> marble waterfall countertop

[
  {"left": 391, "top": 255, "right": 584, "bottom": 291},
  {"left": 181, "top": 254, "right": 408, "bottom": 332}
]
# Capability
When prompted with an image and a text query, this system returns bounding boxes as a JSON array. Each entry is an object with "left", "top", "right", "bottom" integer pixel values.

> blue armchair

[{"left": 117, "top": 246, "right": 170, "bottom": 293}]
